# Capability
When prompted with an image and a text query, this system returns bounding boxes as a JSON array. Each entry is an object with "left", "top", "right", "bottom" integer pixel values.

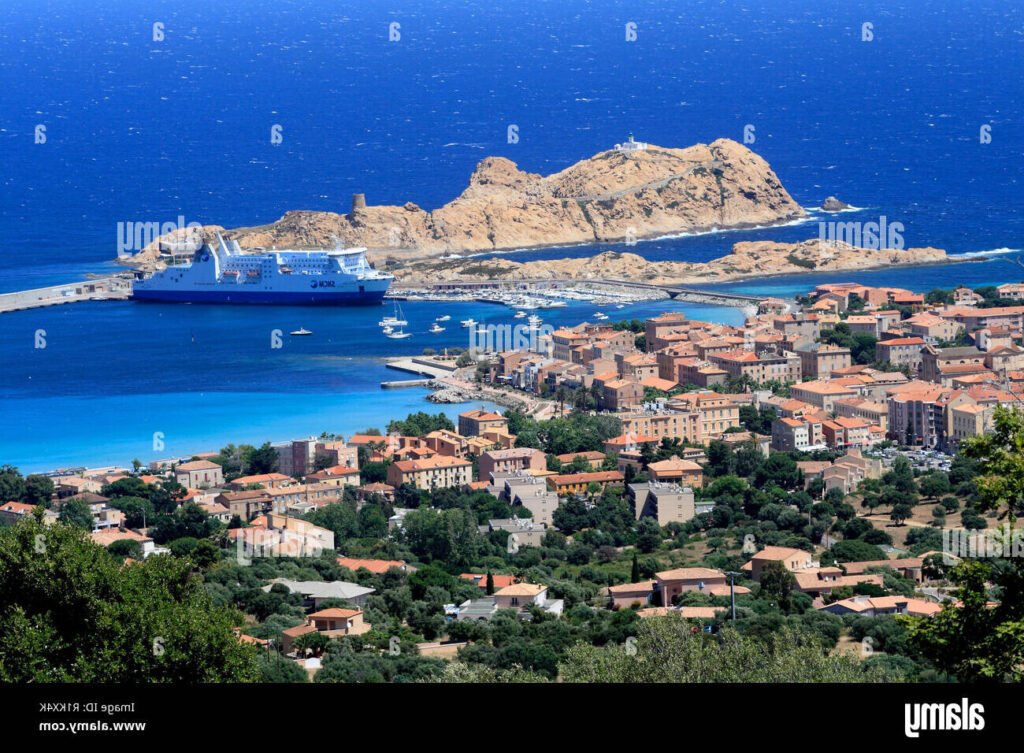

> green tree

[
  {"left": 962, "top": 406, "right": 1024, "bottom": 528},
  {"left": 757, "top": 560, "right": 797, "bottom": 613},
  {"left": 245, "top": 443, "right": 280, "bottom": 475},
  {"left": 23, "top": 474, "right": 54, "bottom": 507},
  {"left": 0, "top": 466, "right": 26, "bottom": 503},
  {"left": 560, "top": 620, "right": 892, "bottom": 682},
  {"left": 58, "top": 499, "right": 94, "bottom": 530},
  {"left": 0, "top": 515, "right": 257, "bottom": 682}
]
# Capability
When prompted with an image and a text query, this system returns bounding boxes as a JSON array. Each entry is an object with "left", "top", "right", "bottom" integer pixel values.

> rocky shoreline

[{"left": 393, "top": 239, "right": 951, "bottom": 287}]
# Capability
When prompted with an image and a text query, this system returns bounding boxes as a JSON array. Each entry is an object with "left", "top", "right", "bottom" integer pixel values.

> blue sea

[{"left": 1, "top": 0, "right": 1021, "bottom": 472}]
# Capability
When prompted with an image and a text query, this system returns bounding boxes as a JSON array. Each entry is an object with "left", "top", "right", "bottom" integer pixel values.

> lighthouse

[{"left": 614, "top": 133, "right": 648, "bottom": 152}]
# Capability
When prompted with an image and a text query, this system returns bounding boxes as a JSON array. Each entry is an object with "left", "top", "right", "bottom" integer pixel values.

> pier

[{"left": 0, "top": 276, "right": 132, "bottom": 314}]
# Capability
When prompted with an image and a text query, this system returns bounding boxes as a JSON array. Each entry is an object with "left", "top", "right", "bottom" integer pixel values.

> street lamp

[{"left": 725, "top": 571, "right": 742, "bottom": 620}]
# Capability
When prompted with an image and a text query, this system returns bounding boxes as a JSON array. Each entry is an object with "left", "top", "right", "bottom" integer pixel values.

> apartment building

[
  {"left": 875, "top": 336, "right": 925, "bottom": 373},
  {"left": 386, "top": 455, "right": 472, "bottom": 491},
  {"left": 708, "top": 348, "right": 802, "bottom": 385}
]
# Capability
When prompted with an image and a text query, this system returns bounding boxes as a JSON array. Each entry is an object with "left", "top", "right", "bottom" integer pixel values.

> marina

[{"left": 387, "top": 277, "right": 766, "bottom": 311}]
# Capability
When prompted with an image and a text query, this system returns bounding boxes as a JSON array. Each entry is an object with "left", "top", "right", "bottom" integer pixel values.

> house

[
  {"left": 493, "top": 583, "right": 555, "bottom": 611},
  {"left": 337, "top": 556, "right": 410, "bottom": 574},
  {"left": 89, "top": 528, "right": 163, "bottom": 558},
  {"left": 0, "top": 501, "right": 37, "bottom": 524},
  {"left": 555, "top": 450, "right": 606, "bottom": 470},
  {"left": 840, "top": 557, "right": 924, "bottom": 583},
  {"left": 304, "top": 465, "right": 361, "bottom": 487},
  {"left": 215, "top": 489, "right": 273, "bottom": 521},
  {"left": 461, "top": 573, "right": 517, "bottom": 591},
  {"left": 547, "top": 470, "right": 625, "bottom": 496},
  {"left": 281, "top": 608, "right": 371, "bottom": 654},
  {"left": 743, "top": 546, "right": 816, "bottom": 582},
  {"left": 654, "top": 567, "right": 729, "bottom": 606},
  {"left": 173, "top": 460, "right": 224, "bottom": 489},
  {"left": 646, "top": 456, "right": 704, "bottom": 488},
  {"left": 264, "top": 579, "right": 376, "bottom": 608},
  {"left": 818, "top": 595, "right": 941, "bottom": 618},
  {"left": 607, "top": 580, "right": 656, "bottom": 609},
  {"left": 227, "top": 472, "right": 294, "bottom": 491},
  {"left": 228, "top": 514, "right": 334, "bottom": 558},
  {"left": 484, "top": 518, "right": 547, "bottom": 548}
]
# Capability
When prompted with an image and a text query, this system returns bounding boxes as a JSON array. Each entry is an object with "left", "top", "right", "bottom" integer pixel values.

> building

[
  {"left": 654, "top": 567, "right": 729, "bottom": 607},
  {"left": 264, "top": 579, "right": 376, "bottom": 609},
  {"left": 503, "top": 475, "right": 559, "bottom": 526},
  {"left": 795, "top": 342, "right": 852, "bottom": 379},
  {"left": 743, "top": 546, "right": 817, "bottom": 582},
  {"left": 920, "top": 345, "right": 987, "bottom": 385},
  {"left": 789, "top": 381, "right": 859, "bottom": 413},
  {"left": 305, "top": 465, "right": 361, "bottom": 488},
  {"left": 547, "top": 470, "right": 624, "bottom": 496},
  {"left": 174, "top": 460, "right": 224, "bottom": 489},
  {"left": 607, "top": 581, "right": 656, "bottom": 609},
  {"left": 386, "top": 455, "right": 472, "bottom": 491},
  {"left": 875, "top": 337, "right": 925, "bottom": 373},
  {"left": 646, "top": 456, "right": 704, "bottom": 488},
  {"left": 479, "top": 448, "right": 547, "bottom": 481},
  {"left": 708, "top": 348, "right": 801, "bottom": 386},
  {"left": 458, "top": 408, "right": 508, "bottom": 437},
  {"left": 486, "top": 517, "right": 547, "bottom": 548},
  {"left": 227, "top": 472, "right": 295, "bottom": 491},
  {"left": 281, "top": 609, "right": 371, "bottom": 654},
  {"left": 216, "top": 489, "right": 273, "bottom": 521},
  {"left": 628, "top": 482, "right": 696, "bottom": 525},
  {"left": 337, "top": 557, "right": 411, "bottom": 574},
  {"left": 771, "top": 415, "right": 826, "bottom": 452},
  {"left": 273, "top": 438, "right": 320, "bottom": 478}
]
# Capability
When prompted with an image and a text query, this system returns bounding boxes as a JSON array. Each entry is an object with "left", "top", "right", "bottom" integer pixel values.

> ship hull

[{"left": 132, "top": 288, "right": 388, "bottom": 305}]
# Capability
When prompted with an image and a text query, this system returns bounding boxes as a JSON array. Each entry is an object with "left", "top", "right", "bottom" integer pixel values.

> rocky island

[{"left": 132, "top": 138, "right": 804, "bottom": 268}]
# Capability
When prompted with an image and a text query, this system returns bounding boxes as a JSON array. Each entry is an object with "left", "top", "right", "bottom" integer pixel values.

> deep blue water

[{"left": 1, "top": 0, "right": 1021, "bottom": 472}]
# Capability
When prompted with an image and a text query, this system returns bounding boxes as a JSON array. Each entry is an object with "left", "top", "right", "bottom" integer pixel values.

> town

[{"left": 3, "top": 279, "right": 1024, "bottom": 683}]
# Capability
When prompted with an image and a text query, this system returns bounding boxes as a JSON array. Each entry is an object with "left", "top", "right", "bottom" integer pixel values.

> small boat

[
  {"left": 435, "top": 315, "right": 451, "bottom": 322},
  {"left": 514, "top": 311, "right": 527, "bottom": 319},
  {"left": 616, "top": 304, "right": 625, "bottom": 309},
  {"left": 594, "top": 312, "right": 608, "bottom": 320},
  {"left": 385, "top": 328, "right": 412, "bottom": 339},
  {"left": 461, "top": 318, "right": 477, "bottom": 328},
  {"left": 379, "top": 301, "right": 408, "bottom": 327},
  {"left": 429, "top": 323, "right": 445, "bottom": 333},
  {"left": 290, "top": 328, "right": 313, "bottom": 336}
]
